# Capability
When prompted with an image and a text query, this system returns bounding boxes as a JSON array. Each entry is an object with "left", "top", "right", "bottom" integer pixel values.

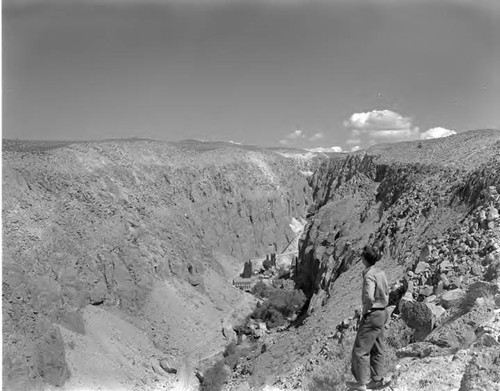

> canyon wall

[
  {"left": 2, "top": 139, "right": 313, "bottom": 390},
  {"left": 244, "top": 129, "right": 500, "bottom": 390}
]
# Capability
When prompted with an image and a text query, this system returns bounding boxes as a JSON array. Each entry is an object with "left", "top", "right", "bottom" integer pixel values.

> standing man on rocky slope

[{"left": 348, "top": 246, "right": 390, "bottom": 391}]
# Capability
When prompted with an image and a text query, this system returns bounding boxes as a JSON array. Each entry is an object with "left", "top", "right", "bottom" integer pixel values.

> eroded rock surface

[
  {"left": 237, "top": 130, "right": 500, "bottom": 390},
  {"left": 2, "top": 139, "right": 314, "bottom": 390}
]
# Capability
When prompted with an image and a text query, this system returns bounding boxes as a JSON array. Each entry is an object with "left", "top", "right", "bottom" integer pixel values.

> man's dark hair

[{"left": 362, "top": 245, "right": 380, "bottom": 266}]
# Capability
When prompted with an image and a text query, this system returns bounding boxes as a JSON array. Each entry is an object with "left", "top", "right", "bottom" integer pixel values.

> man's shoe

[
  {"left": 366, "top": 379, "right": 388, "bottom": 390},
  {"left": 346, "top": 381, "right": 367, "bottom": 391}
]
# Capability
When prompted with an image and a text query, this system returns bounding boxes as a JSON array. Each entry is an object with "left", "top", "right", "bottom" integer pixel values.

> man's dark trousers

[{"left": 351, "top": 309, "right": 386, "bottom": 384}]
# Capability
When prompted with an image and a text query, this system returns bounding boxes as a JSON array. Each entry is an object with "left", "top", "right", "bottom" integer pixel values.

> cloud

[
  {"left": 279, "top": 129, "right": 306, "bottom": 145},
  {"left": 420, "top": 127, "right": 457, "bottom": 140},
  {"left": 344, "top": 109, "right": 420, "bottom": 146},
  {"left": 309, "top": 132, "right": 324, "bottom": 142},
  {"left": 307, "top": 146, "right": 343, "bottom": 153},
  {"left": 344, "top": 110, "right": 412, "bottom": 131},
  {"left": 351, "top": 145, "right": 362, "bottom": 152}
]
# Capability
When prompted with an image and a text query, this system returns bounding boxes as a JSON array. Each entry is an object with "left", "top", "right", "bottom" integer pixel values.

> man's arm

[{"left": 363, "top": 272, "right": 376, "bottom": 312}]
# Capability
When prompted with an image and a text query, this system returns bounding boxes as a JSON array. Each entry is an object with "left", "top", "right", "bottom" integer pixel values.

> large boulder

[
  {"left": 426, "top": 305, "right": 495, "bottom": 349},
  {"left": 400, "top": 300, "right": 446, "bottom": 340},
  {"left": 440, "top": 288, "right": 466, "bottom": 309}
]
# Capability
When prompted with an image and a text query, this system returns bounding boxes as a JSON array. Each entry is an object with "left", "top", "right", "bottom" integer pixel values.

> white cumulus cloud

[
  {"left": 307, "top": 146, "right": 343, "bottom": 153},
  {"left": 420, "top": 127, "right": 457, "bottom": 140},
  {"left": 344, "top": 109, "right": 420, "bottom": 146},
  {"left": 344, "top": 109, "right": 412, "bottom": 131}
]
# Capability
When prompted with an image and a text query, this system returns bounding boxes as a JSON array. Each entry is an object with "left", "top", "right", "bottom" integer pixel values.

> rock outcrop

[
  {"left": 241, "top": 129, "right": 500, "bottom": 390},
  {"left": 2, "top": 139, "right": 313, "bottom": 390}
]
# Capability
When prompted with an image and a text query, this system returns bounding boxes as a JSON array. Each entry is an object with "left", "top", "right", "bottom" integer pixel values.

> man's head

[{"left": 361, "top": 245, "right": 380, "bottom": 267}]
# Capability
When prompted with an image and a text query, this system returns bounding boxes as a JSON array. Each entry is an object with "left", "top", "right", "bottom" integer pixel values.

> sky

[{"left": 3, "top": 0, "right": 500, "bottom": 151}]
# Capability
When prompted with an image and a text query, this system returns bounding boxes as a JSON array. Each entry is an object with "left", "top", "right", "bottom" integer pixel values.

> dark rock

[{"left": 400, "top": 301, "right": 445, "bottom": 340}]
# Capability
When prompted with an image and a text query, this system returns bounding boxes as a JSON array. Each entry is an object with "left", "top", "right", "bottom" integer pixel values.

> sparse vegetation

[
  {"left": 200, "top": 361, "right": 228, "bottom": 391},
  {"left": 202, "top": 339, "right": 257, "bottom": 390},
  {"left": 385, "top": 318, "right": 414, "bottom": 349},
  {"left": 251, "top": 288, "right": 306, "bottom": 328},
  {"left": 306, "top": 334, "right": 354, "bottom": 391},
  {"left": 459, "top": 281, "right": 499, "bottom": 314},
  {"left": 251, "top": 281, "right": 276, "bottom": 298}
]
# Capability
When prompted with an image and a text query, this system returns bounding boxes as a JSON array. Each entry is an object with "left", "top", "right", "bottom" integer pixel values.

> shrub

[
  {"left": 460, "top": 281, "right": 499, "bottom": 314},
  {"left": 223, "top": 342, "right": 237, "bottom": 358},
  {"left": 253, "top": 304, "right": 287, "bottom": 328},
  {"left": 200, "top": 360, "right": 228, "bottom": 391},
  {"left": 251, "top": 288, "right": 306, "bottom": 328},
  {"left": 385, "top": 318, "right": 414, "bottom": 349},
  {"left": 252, "top": 281, "right": 276, "bottom": 298},
  {"left": 222, "top": 341, "right": 255, "bottom": 371},
  {"left": 263, "top": 258, "right": 273, "bottom": 270}
]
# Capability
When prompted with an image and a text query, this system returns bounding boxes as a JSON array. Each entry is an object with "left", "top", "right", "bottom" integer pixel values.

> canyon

[{"left": 3, "top": 129, "right": 500, "bottom": 391}]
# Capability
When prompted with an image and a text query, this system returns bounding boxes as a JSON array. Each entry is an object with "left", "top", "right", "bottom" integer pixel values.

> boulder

[
  {"left": 419, "top": 245, "right": 432, "bottom": 263},
  {"left": 487, "top": 206, "right": 499, "bottom": 221},
  {"left": 471, "top": 265, "right": 482, "bottom": 277},
  {"left": 400, "top": 301, "right": 446, "bottom": 340},
  {"left": 426, "top": 305, "right": 495, "bottom": 349},
  {"left": 440, "top": 288, "right": 465, "bottom": 309},
  {"left": 414, "top": 261, "right": 430, "bottom": 275}
]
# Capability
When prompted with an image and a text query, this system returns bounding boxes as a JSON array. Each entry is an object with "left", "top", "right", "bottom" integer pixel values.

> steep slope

[
  {"left": 241, "top": 129, "right": 500, "bottom": 390},
  {"left": 2, "top": 139, "right": 313, "bottom": 390}
]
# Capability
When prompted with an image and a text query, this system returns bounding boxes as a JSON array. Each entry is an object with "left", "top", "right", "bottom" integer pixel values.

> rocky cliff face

[
  {"left": 241, "top": 129, "right": 500, "bottom": 390},
  {"left": 297, "top": 129, "right": 500, "bottom": 309},
  {"left": 2, "top": 139, "right": 312, "bottom": 390}
]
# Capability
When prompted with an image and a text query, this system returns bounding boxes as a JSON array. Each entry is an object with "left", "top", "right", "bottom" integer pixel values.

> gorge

[{"left": 3, "top": 129, "right": 500, "bottom": 391}]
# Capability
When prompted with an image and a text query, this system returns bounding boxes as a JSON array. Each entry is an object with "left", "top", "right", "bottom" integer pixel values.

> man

[{"left": 347, "top": 245, "right": 390, "bottom": 391}]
